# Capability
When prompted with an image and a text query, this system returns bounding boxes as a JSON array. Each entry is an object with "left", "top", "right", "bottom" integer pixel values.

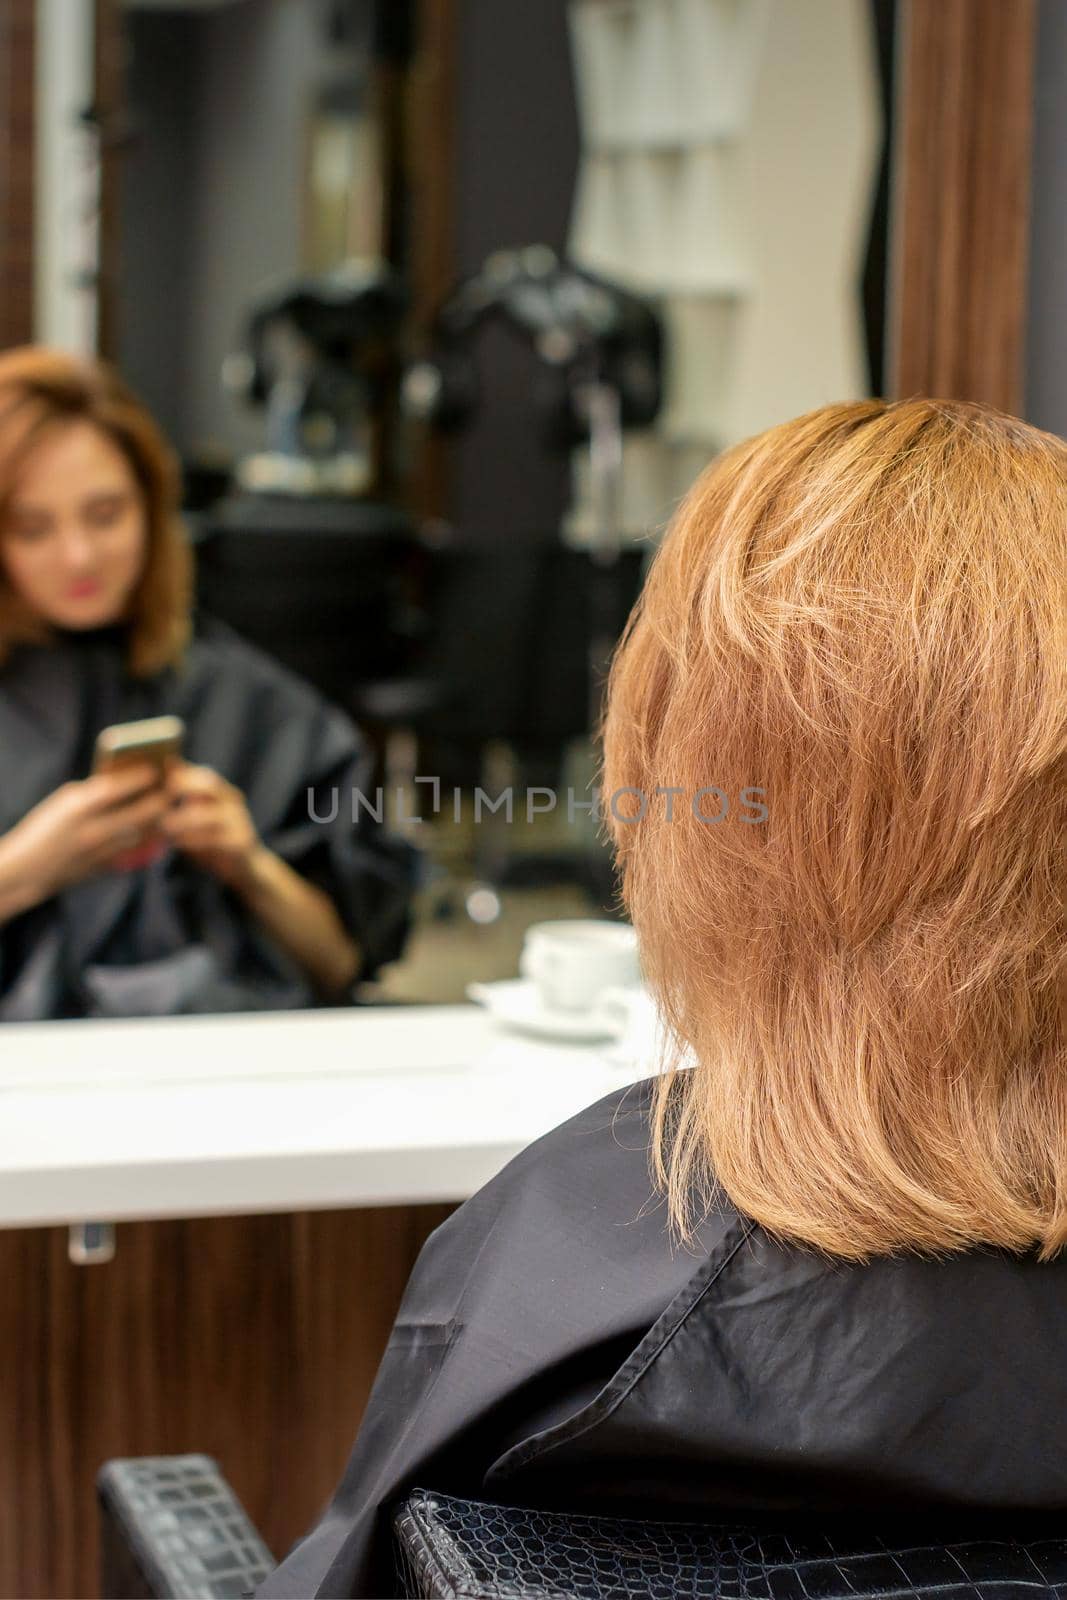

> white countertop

[{"left": 0, "top": 1005, "right": 651, "bottom": 1229}]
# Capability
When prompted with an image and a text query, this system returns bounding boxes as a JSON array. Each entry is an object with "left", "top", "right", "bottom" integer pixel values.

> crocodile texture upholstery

[{"left": 394, "top": 1489, "right": 1067, "bottom": 1599}]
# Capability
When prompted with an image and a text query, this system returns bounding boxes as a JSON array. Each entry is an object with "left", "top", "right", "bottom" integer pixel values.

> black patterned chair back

[{"left": 394, "top": 1489, "right": 1067, "bottom": 1599}]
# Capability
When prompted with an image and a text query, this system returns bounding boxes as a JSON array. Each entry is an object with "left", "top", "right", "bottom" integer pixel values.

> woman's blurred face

[{"left": 0, "top": 419, "right": 147, "bottom": 629}]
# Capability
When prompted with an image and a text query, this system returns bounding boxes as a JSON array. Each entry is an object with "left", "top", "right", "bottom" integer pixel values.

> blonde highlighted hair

[
  {"left": 603, "top": 398, "right": 1067, "bottom": 1262},
  {"left": 0, "top": 346, "right": 192, "bottom": 676}
]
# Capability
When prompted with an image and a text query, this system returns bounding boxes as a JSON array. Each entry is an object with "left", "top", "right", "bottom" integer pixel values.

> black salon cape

[
  {"left": 258, "top": 1078, "right": 1067, "bottom": 1599},
  {"left": 0, "top": 616, "right": 417, "bottom": 1019}
]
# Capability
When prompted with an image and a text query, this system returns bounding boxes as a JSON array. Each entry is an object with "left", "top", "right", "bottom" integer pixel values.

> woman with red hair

[
  {"left": 259, "top": 396, "right": 1066, "bottom": 1598},
  {"left": 0, "top": 347, "right": 415, "bottom": 1018}
]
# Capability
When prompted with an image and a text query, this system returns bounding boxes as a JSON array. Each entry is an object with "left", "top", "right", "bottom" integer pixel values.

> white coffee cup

[{"left": 519, "top": 919, "right": 641, "bottom": 1012}]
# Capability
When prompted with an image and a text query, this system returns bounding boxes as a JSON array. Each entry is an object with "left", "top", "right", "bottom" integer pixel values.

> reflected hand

[
  {"left": 160, "top": 763, "right": 361, "bottom": 998},
  {"left": 162, "top": 761, "right": 261, "bottom": 887},
  {"left": 0, "top": 763, "right": 171, "bottom": 903}
]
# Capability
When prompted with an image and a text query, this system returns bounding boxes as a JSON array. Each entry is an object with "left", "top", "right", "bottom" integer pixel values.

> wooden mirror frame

[{"left": 887, "top": 0, "right": 1037, "bottom": 412}]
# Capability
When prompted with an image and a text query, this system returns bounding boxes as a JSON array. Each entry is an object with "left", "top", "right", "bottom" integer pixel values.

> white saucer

[{"left": 466, "top": 980, "right": 622, "bottom": 1043}]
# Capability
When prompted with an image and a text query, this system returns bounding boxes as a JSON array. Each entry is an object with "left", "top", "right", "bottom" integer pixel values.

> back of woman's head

[
  {"left": 603, "top": 397, "right": 1066, "bottom": 1262},
  {"left": 0, "top": 345, "right": 190, "bottom": 674}
]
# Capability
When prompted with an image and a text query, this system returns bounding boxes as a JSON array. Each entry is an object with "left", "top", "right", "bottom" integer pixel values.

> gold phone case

[{"left": 92, "top": 715, "right": 185, "bottom": 775}]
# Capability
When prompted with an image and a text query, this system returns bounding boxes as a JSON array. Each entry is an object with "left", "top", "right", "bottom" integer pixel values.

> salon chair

[
  {"left": 97, "top": 1455, "right": 1067, "bottom": 1598},
  {"left": 189, "top": 493, "right": 421, "bottom": 734},
  {"left": 351, "top": 535, "right": 646, "bottom": 917}
]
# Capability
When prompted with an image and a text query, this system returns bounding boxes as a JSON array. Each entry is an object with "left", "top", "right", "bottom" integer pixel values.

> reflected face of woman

[{"left": 1, "top": 420, "right": 147, "bottom": 630}]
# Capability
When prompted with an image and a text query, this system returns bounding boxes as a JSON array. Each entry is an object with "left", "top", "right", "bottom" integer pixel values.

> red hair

[
  {"left": 603, "top": 398, "right": 1067, "bottom": 1261},
  {"left": 0, "top": 346, "right": 192, "bottom": 675}
]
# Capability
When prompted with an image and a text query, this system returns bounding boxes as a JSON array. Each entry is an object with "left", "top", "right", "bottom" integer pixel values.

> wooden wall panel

[
  {"left": 888, "top": 0, "right": 1037, "bottom": 411},
  {"left": 0, "top": 0, "right": 36, "bottom": 348},
  {"left": 0, "top": 1204, "right": 455, "bottom": 1599}
]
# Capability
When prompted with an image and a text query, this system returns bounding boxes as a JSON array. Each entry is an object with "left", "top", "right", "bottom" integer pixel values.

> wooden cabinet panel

[{"left": 0, "top": 1204, "right": 454, "bottom": 1598}]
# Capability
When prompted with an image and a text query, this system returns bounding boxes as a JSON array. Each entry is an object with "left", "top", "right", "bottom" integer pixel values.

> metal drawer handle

[{"left": 68, "top": 1222, "right": 115, "bottom": 1264}]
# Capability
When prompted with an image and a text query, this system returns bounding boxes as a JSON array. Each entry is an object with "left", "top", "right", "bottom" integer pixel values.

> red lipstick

[{"left": 65, "top": 578, "right": 102, "bottom": 599}]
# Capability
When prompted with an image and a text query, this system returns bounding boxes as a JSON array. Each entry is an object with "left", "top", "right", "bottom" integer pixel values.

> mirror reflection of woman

[{"left": 0, "top": 348, "right": 416, "bottom": 1020}]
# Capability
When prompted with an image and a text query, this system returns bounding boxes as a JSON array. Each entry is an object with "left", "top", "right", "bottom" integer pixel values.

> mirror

[{"left": 3, "top": 0, "right": 894, "bottom": 1022}]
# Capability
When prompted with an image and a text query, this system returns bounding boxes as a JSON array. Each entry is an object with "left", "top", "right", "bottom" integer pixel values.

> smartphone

[
  {"left": 92, "top": 715, "right": 185, "bottom": 870},
  {"left": 93, "top": 715, "right": 185, "bottom": 780}
]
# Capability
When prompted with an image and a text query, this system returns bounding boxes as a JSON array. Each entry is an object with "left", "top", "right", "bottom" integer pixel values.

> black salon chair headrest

[{"left": 393, "top": 1488, "right": 1067, "bottom": 1599}]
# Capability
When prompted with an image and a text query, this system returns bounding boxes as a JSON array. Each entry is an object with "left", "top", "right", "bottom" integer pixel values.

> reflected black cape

[
  {"left": 0, "top": 615, "right": 417, "bottom": 1019},
  {"left": 258, "top": 1079, "right": 1067, "bottom": 1599}
]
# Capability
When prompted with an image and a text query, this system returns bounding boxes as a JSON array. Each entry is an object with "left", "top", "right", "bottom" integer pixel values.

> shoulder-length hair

[
  {"left": 603, "top": 398, "right": 1067, "bottom": 1263},
  {"left": 0, "top": 346, "right": 192, "bottom": 676}
]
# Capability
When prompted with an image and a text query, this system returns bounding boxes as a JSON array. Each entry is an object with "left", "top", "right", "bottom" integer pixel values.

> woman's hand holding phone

[
  {"left": 89, "top": 716, "right": 184, "bottom": 872},
  {"left": 160, "top": 762, "right": 262, "bottom": 887},
  {"left": 0, "top": 726, "right": 266, "bottom": 926},
  {"left": 0, "top": 764, "right": 171, "bottom": 914},
  {"left": 160, "top": 760, "right": 362, "bottom": 998}
]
